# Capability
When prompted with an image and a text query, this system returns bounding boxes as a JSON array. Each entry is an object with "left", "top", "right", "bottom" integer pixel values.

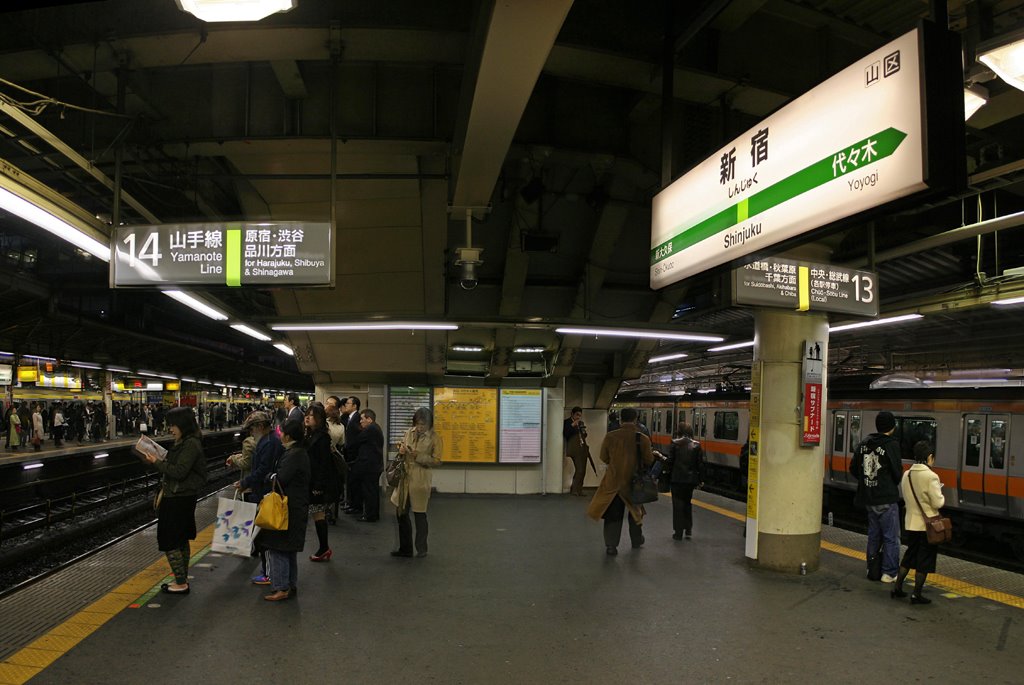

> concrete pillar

[{"left": 747, "top": 308, "right": 829, "bottom": 573}]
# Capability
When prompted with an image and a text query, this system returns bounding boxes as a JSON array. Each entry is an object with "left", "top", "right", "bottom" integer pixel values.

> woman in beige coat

[
  {"left": 892, "top": 440, "right": 945, "bottom": 604},
  {"left": 390, "top": 407, "right": 442, "bottom": 557}
]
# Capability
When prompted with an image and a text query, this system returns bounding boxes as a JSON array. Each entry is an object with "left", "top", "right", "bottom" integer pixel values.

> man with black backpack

[{"left": 850, "top": 411, "right": 903, "bottom": 584}]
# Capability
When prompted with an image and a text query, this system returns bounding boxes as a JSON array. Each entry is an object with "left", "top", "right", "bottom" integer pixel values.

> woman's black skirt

[
  {"left": 900, "top": 530, "right": 937, "bottom": 573},
  {"left": 157, "top": 494, "right": 198, "bottom": 551}
]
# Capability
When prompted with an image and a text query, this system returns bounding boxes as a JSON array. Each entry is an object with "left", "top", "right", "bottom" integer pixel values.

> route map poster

[{"left": 433, "top": 387, "right": 498, "bottom": 463}]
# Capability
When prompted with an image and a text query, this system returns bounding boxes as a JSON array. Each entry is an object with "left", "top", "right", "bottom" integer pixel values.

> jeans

[
  {"left": 866, "top": 503, "right": 900, "bottom": 576},
  {"left": 267, "top": 550, "right": 298, "bottom": 593}
]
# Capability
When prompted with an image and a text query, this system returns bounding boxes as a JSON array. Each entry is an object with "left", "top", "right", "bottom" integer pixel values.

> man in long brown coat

[{"left": 586, "top": 406, "right": 656, "bottom": 555}]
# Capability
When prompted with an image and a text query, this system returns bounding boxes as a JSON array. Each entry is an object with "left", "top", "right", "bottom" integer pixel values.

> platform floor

[{"left": 1, "top": 489, "right": 1022, "bottom": 684}]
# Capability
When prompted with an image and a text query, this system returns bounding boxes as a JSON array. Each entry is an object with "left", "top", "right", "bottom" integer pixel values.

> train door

[
  {"left": 828, "top": 411, "right": 862, "bottom": 483},
  {"left": 960, "top": 414, "right": 1009, "bottom": 511},
  {"left": 692, "top": 409, "right": 707, "bottom": 440}
]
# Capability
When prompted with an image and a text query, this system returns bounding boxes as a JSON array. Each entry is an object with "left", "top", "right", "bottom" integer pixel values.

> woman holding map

[{"left": 390, "top": 407, "right": 443, "bottom": 558}]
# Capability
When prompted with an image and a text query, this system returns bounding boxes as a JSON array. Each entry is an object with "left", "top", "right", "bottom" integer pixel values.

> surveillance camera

[{"left": 454, "top": 246, "right": 483, "bottom": 291}]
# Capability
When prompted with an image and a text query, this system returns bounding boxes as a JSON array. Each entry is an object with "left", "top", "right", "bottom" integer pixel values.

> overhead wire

[{"left": 0, "top": 77, "right": 130, "bottom": 119}]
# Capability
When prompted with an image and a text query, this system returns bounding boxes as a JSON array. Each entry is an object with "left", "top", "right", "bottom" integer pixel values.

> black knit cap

[{"left": 875, "top": 411, "right": 896, "bottom": 433}]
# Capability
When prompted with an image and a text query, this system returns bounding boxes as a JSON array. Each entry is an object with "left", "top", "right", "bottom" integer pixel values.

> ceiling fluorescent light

[
  {"left": 707, "top": 340, "right": 755, "bottom": 352},
  {"left": 163, "top": 290, "right": 229, "bottom": 321},
  {"left": 107, "top": 366, "right": 130, "bottom": 373},
  {"left": 648, "top": 352, "right": 689, "bottom": 364},
  {"left": 993, "top": 295, "right": 1024, "bottom": 305},
  {"left": 0, "top": 185, "right": 110, "bottom": 261},
  {"left": 978, "top": 29, "right": 1024, "bottom": 93},
  {"left": 964, "top": 85, "right": 988, "bottom": 120},
  {"left": 946, "top": 378, "right": 1009, "bottom": 384},
  {"left": 23, "top": 462, "right": 43, "bottom": 470},
  {"left": 175, "top": 0, "right": 297, "bottom": 23},
  {"left": 271, "top": 322, "right": 458, "bottom": 331},
  {"left": 273, "top": 343, "right": 294, "bottom": 356},
  {"left": 829, "top": 313, "right": 923, "bottom": 333},
  {"left": 555, "top": 327, "right": 724, "bottom": 342},
  {"left": 513, "top": 346, "right": 546, "bottom": 353},
  {"left": 230, "top": 324, "right": 273, "bottom": 341},
  {"left": 23, "top": 354, "right": 57, "bottom": 361},
  {"left": 451, "top": 345, "right": 484, "bottom": 352},
  {"left": 69, "top": 361, "right": 104, "bottom": 370}
]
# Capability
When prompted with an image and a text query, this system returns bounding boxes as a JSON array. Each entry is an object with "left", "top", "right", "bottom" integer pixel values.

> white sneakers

[{"left": 880, "top": 573, "right": 897, "bottom": 583}]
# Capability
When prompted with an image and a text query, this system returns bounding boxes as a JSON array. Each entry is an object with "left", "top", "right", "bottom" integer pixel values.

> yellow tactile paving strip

[
  {"left": 0, "top": 525, "right": 214, "bottom": 685},
  {"left": 690, "top": 493, "right": 1024, "bottom": 611}
]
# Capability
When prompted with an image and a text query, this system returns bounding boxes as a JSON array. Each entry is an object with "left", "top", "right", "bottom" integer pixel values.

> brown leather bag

[{"left": 908, "top": 471, "right": 951, "bottom": 544}]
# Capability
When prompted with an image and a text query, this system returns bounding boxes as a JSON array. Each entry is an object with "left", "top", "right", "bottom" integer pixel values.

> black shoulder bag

[{"left": 629, "top": 432, "right": 659, "bottom": 504}]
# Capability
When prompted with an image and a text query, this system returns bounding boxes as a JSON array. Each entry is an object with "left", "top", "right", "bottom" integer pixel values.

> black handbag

[{"left": 629, "top": 433, "right": 659, "bottom": 504}]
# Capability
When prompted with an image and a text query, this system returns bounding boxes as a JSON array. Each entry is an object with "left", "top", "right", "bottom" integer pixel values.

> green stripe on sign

[
  {"left": 226, "top": 226, "right": 241, "bottom": 286},
  {"left": 651, "top": 127, "right": 907, "bottom": 265}
]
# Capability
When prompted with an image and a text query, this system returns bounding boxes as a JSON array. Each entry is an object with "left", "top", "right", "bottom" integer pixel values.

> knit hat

[
  {"left": 875, "top": 411, "right": 896, "bottom": 433},
  {"left": 242, "top": 411, "right": 272, "bottom": 429}
]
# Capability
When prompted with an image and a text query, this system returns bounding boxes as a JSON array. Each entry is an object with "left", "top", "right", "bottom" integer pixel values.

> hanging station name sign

[
  {"left": 651, "top": 28, "right": 929, "bottom": 289},
  {"left": 110, "top": 222, "right": 332, "bottom": 287}
]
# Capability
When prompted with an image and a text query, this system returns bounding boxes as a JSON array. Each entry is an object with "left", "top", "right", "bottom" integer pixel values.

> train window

[
  {"left": 964, "top": 417, "right": 983, "bottom": 467},
  {"left": 990, "top": 419, "right": 1007, "bottom": 469},
  {"left": 834, "top": 414, "right": 847, "bottom": 453},
  {"left": 849, "top": 415, "right": 862, "bottom": 451},
  {"left": 713, "top": 411, "right": 740, "bottom": 441},
  {"left": 897, "top": 417, "right": 936, "bottom": 460}
]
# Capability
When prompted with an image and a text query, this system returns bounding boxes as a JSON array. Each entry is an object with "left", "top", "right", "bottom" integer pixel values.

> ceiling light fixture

[
  {"left": 964, "top": 84, "right": 988, "bottom": 120},
  {"left": 163, "top": 290, "right": 229, "bottom": 321},
  {"left": 977, "top": 28, "right": 1024, "bottom": 93},
  {"left": 707, "top": 341, "right": 755, "bottom": 352},
  {"left": 0, "top": 185, "right": 110, "bottom": 261},
  {"left": 175, "top": 0, "right": 297, "bottom": 23},
  {"left": 993, "top": 295, "right": 1024, "bottom": 305},
  {"left": 648, "top": 352, "right": 689, "bottom": 364},
  {"left": 829, "top": 313, "right": 923, "bottom": 333},
  {"left": 555, "top": 327, "right": 724, "bottom": 342},
  {"left": 271, "top": 322, "right": 458, "bottom": 331},
  {"left": 513, "top": 346, "right": 546, "bottom": 353},
  {"left": 273, "top": 343, "right": 294, "bottom": 356},
  {"left": 451, "top": 345, "right": 484, "bottom": 352},
  {"left": 230, "top": 324, "right": 273, "bottom": 341}
]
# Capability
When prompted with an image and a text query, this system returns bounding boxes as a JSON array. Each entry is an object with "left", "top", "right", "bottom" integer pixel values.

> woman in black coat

[
  {"left": 304, "top": 403, "right": 340, "bottom": 562},
  {"left": 255, "top": 418, "right": 310, "bottom": 602},
  {"left": 664, "top": 423, "right": 705, "bottom": 540}
]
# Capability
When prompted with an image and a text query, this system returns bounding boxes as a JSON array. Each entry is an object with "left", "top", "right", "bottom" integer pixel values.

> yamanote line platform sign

[
  {"left": 111, "top": 221, "right": 332, "bottom": 287},
  {"left": 651, "top": 28, "right": 930, "bottom": 290}
]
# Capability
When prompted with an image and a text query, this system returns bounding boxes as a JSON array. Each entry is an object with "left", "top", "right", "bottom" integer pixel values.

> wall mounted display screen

[
  {"left": 433, "top": 387, "right": 498, "bottom": 463},
  {"left": 498, "top": 389, "right": 542, "bottom": 463}
]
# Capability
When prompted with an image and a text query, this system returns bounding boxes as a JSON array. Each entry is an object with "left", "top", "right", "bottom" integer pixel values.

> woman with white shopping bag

[{"left": 253, "top": 418, "right": 310, "bottom": 602}]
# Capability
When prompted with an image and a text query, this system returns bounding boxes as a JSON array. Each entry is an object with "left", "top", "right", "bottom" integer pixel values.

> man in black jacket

[
  {"left": 850, "top": 411, "right": 903, "bottom": 584},
  {"left": 341, "top": 396, "right": 363, "bottom": 514},
  {"left": 665, "top": 424, "right": 705, "bottom": 540},
  {"left": 348, "top": 408, "right": 383, "bottom": 522}
]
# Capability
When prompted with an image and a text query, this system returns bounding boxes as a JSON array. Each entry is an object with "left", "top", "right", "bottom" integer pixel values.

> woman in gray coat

[{"left": 256, "top": 418, "right": 310, "bottom": 602}]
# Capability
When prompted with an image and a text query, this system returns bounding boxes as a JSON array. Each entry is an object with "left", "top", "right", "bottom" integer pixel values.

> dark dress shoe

[
  {"left": 391, "top": 550, "right": 413, "bottom": 557},
  {"left": 891, "top": 587, "right": 908, "bottom": 599},
  {"left": 910, "top": 594, "right": 932, "bottom": 605},
  {"left": 631, "top": 536, "right": 645, "bottom": 549},
  {"left": 160, "top": 583, "right": 190, "bottom": 595},
  {"left": 672, "top": 533, "right": 683, "bottom": 541},
  {"left": 606, "top": 546, "right": 618, "bottom": 556},
  {"left": 416, "top": 551, "right": 428, "bottom": 558}
]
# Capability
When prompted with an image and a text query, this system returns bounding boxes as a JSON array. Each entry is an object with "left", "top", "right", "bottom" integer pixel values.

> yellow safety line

[
  {"left": 0, "top": 524, "right": 215, "bottom": 685},
  {"left": 692, "top": 496, "right": 1024, "bottom": 610}
]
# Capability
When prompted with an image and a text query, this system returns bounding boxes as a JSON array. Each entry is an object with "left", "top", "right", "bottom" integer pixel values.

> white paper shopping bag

[{"left": 212, "top": 493, "right": 259, "bottom": 557}]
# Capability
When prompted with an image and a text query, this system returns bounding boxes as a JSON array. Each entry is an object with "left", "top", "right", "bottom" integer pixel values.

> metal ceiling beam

[{"left": 450, "top": 0, "right": 574, "bottom": 208}]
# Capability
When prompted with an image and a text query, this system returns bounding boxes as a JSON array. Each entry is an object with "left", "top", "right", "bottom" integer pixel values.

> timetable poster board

[
  {"left": 433, "top": 387, "right": 498, "bottom": 463},
  {"left": 388, "top": 386, "right": 432, "bottom": 448},
  {"left": 498, "top": 389, "right": 542, "bottom": 463}
]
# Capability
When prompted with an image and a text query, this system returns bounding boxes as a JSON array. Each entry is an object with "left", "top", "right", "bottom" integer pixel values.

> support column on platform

[{"left": 746, "top": 308, "right": 829, "bottom": 573}]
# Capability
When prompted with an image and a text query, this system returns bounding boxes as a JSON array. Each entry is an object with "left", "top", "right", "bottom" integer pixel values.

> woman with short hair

[
  {"left": 390, "top": 407, "right": 443, "bottom": 558},
  {"left": 142, "top": 406, "right": 206, "bottom": 595},
  {"left": 892, "top": 440, "right": 945, "bottom": 604}
]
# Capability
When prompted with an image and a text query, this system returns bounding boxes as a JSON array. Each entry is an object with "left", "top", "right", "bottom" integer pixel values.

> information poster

[
  {"left": 498, "top": 389, "right": 542, "bottom": 463},
  {"left": 433, "top": 387, "right": 498, "bottom": 463},
  {"left": 388, "top": 386, "right": 432, "bottom": 448}
]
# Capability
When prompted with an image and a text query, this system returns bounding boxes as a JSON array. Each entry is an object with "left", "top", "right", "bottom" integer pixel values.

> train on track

[{"left": 613, "top": 390, "right": 1024, "bottom": 558}]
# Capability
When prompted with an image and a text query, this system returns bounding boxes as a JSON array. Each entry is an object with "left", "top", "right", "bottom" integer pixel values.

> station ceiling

[{"left": 1, "top": 0, "right": 1023, "bottom": 401}]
